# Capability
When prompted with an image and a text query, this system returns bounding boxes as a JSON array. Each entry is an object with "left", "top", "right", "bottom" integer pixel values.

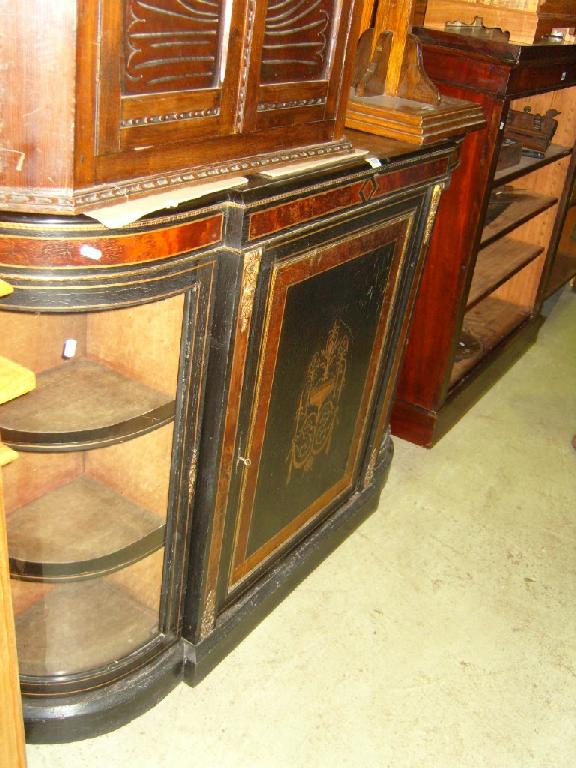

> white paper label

[
  {"left": 62, "top": 339, "right": 77, "bottom": 359},
  {"left": 80, "top": 244, "right": 103, "bottom": 261}
]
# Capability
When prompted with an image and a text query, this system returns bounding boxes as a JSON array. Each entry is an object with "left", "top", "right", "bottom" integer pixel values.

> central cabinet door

[{"left": 223, "top": 213, "right": 415, "bottom": 598}]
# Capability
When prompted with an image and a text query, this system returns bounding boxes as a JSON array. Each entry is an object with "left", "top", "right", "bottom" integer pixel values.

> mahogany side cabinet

[
  {"left": 0, "top": 144, "right": 457, "bottom": 742},
  {"left": 390, "top": 29, "right": 576, "bottom": 447}
]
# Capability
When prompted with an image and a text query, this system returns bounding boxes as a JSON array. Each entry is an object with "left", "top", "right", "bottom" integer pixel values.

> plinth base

[{"left": 345, "top": 92, "right": 485, "bottom": 144}]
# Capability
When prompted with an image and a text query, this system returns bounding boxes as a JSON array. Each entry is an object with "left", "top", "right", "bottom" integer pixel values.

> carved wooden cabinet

[
  {"left": 0, "top": 0, "right": 362, "bottom": 214},
  {"left": 390, "top": 29, "right": 576, "bottom": 446},
  {"left": 0, "top": 144, "right": 457, "bottom": 742}
]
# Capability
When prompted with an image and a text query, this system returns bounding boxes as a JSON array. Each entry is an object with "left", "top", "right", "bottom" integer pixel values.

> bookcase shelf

[
  {"left": 467, "top": 238, "right": 543, "bottom": 310},
  {"left": 391, "top": 29, "right": 576, "bottom": 447},
  {"left": 481, "top": 191, "right": 557, "bottom": 248},
  {"left": 450, "top": 297, "right": 530, "bottom": 387},
  {"left": 493, "top": 144, "right": 572, "bottom": 188}
]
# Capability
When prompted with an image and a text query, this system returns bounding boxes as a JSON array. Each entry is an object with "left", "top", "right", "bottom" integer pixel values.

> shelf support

[{"left": 346, "top": 0, "right": 485, "bottom": 144}]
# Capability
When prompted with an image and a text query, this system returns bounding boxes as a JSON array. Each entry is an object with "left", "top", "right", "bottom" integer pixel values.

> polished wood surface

[
  {"left": 0, "top": 0, "right": 363, "bottom": 214},
  {"left": 423, "top": 0, "right": 576, "bottom": 45},
  {"left": 391, "top": 30, "right": 576, "bottom": 446},
  {"left": 0, "top": 146, "right": 458, "bottom": 739}
]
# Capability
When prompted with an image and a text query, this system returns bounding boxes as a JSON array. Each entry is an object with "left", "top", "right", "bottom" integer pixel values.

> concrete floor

[{"left": 27, "top": 287, "right": 576, "bottom": 767}]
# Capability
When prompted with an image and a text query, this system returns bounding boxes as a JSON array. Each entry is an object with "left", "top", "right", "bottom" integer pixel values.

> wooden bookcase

[{"left": 390, "top": 29, "right": 576, "bottom": 446}]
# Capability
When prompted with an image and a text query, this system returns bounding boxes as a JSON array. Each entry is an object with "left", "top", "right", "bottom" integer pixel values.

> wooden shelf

[
  {"left": 13, "top": 579, "right": 159, "bottom": 677},
  {"left": 467, "top": 238, "right": 543, "bottom": 310},
  {"left": 7, "top": 476, "right": 165, "bottom": 581},
  {"left": 0, "top": 359, "right": 174, "bottom": 451},
  {"left": 450, "top": 297, "right": 530, "bottom": 387},
  {"left": 493, "top": 144, "right": 572, "bottom": 188},
  {"left": 481, "top": 190, "right": 558, "bottom": 248}
]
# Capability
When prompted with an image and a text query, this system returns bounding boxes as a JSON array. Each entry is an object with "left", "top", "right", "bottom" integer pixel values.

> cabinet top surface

[{"left": 415, "top": 27, "right": 576, "bottom": 66}]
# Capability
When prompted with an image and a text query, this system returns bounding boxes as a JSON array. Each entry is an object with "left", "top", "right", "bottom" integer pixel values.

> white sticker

[
  {"left": 62, "top": 339, "right": 77, "bottom": 359},
  {"left": 561, "top": 71, "right": 567, "bottom": 81},
  {"left": 80, "top": 244, "right": 103, "bottom": 261},
  {"left": 366, "top": 156, "right": 382, "bottom": 169}
]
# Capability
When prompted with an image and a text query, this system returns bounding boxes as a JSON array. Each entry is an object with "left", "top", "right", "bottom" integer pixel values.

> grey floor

[{"left": 27, "top": 286, "right": 576, "bottom": 768}]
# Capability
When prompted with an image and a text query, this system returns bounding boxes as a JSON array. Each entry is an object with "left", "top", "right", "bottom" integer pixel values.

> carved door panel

[
  {"left": 94, "top": 0, "right": 245, "bottom": 157},
  {"left": 242, "top": 0, "right": 359, "bottom": 133}
]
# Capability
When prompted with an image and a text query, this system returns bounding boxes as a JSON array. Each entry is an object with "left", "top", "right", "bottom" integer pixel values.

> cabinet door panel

[
  {"left": 96, "top": 0, "right": 244, "bottom": 157},
  {"left": 242, "top": 0, "right": 358, "bottom": 132},
  {"left": 228, "top": 216, "right": 412, "bottom": 591}
]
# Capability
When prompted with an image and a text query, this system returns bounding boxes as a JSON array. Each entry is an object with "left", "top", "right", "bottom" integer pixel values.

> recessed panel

[
  {"left": 229, "top": 216, "right": 412, "bottom": 588},
  {"left": 260, "top": 0, "right": 335, "bottom": 84},
  {"left": 124, "top": 0, "right": 224, "bottom": 94}
]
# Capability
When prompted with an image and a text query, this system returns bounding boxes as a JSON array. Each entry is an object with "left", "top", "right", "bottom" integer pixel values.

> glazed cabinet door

[{"left": 0, "top": 208, "right": 218, "bottom": 720}]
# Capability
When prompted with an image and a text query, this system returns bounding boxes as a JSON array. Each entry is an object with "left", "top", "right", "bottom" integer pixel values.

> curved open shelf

[
  {"left": 0, "top": 359, "right": 174, "bottom": 451},
  {"left": 7, "top": 475, "right": 165, "bottom": 581},
  {"left": 13, "top": 578, "right": 160, "bottom": 678}
]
